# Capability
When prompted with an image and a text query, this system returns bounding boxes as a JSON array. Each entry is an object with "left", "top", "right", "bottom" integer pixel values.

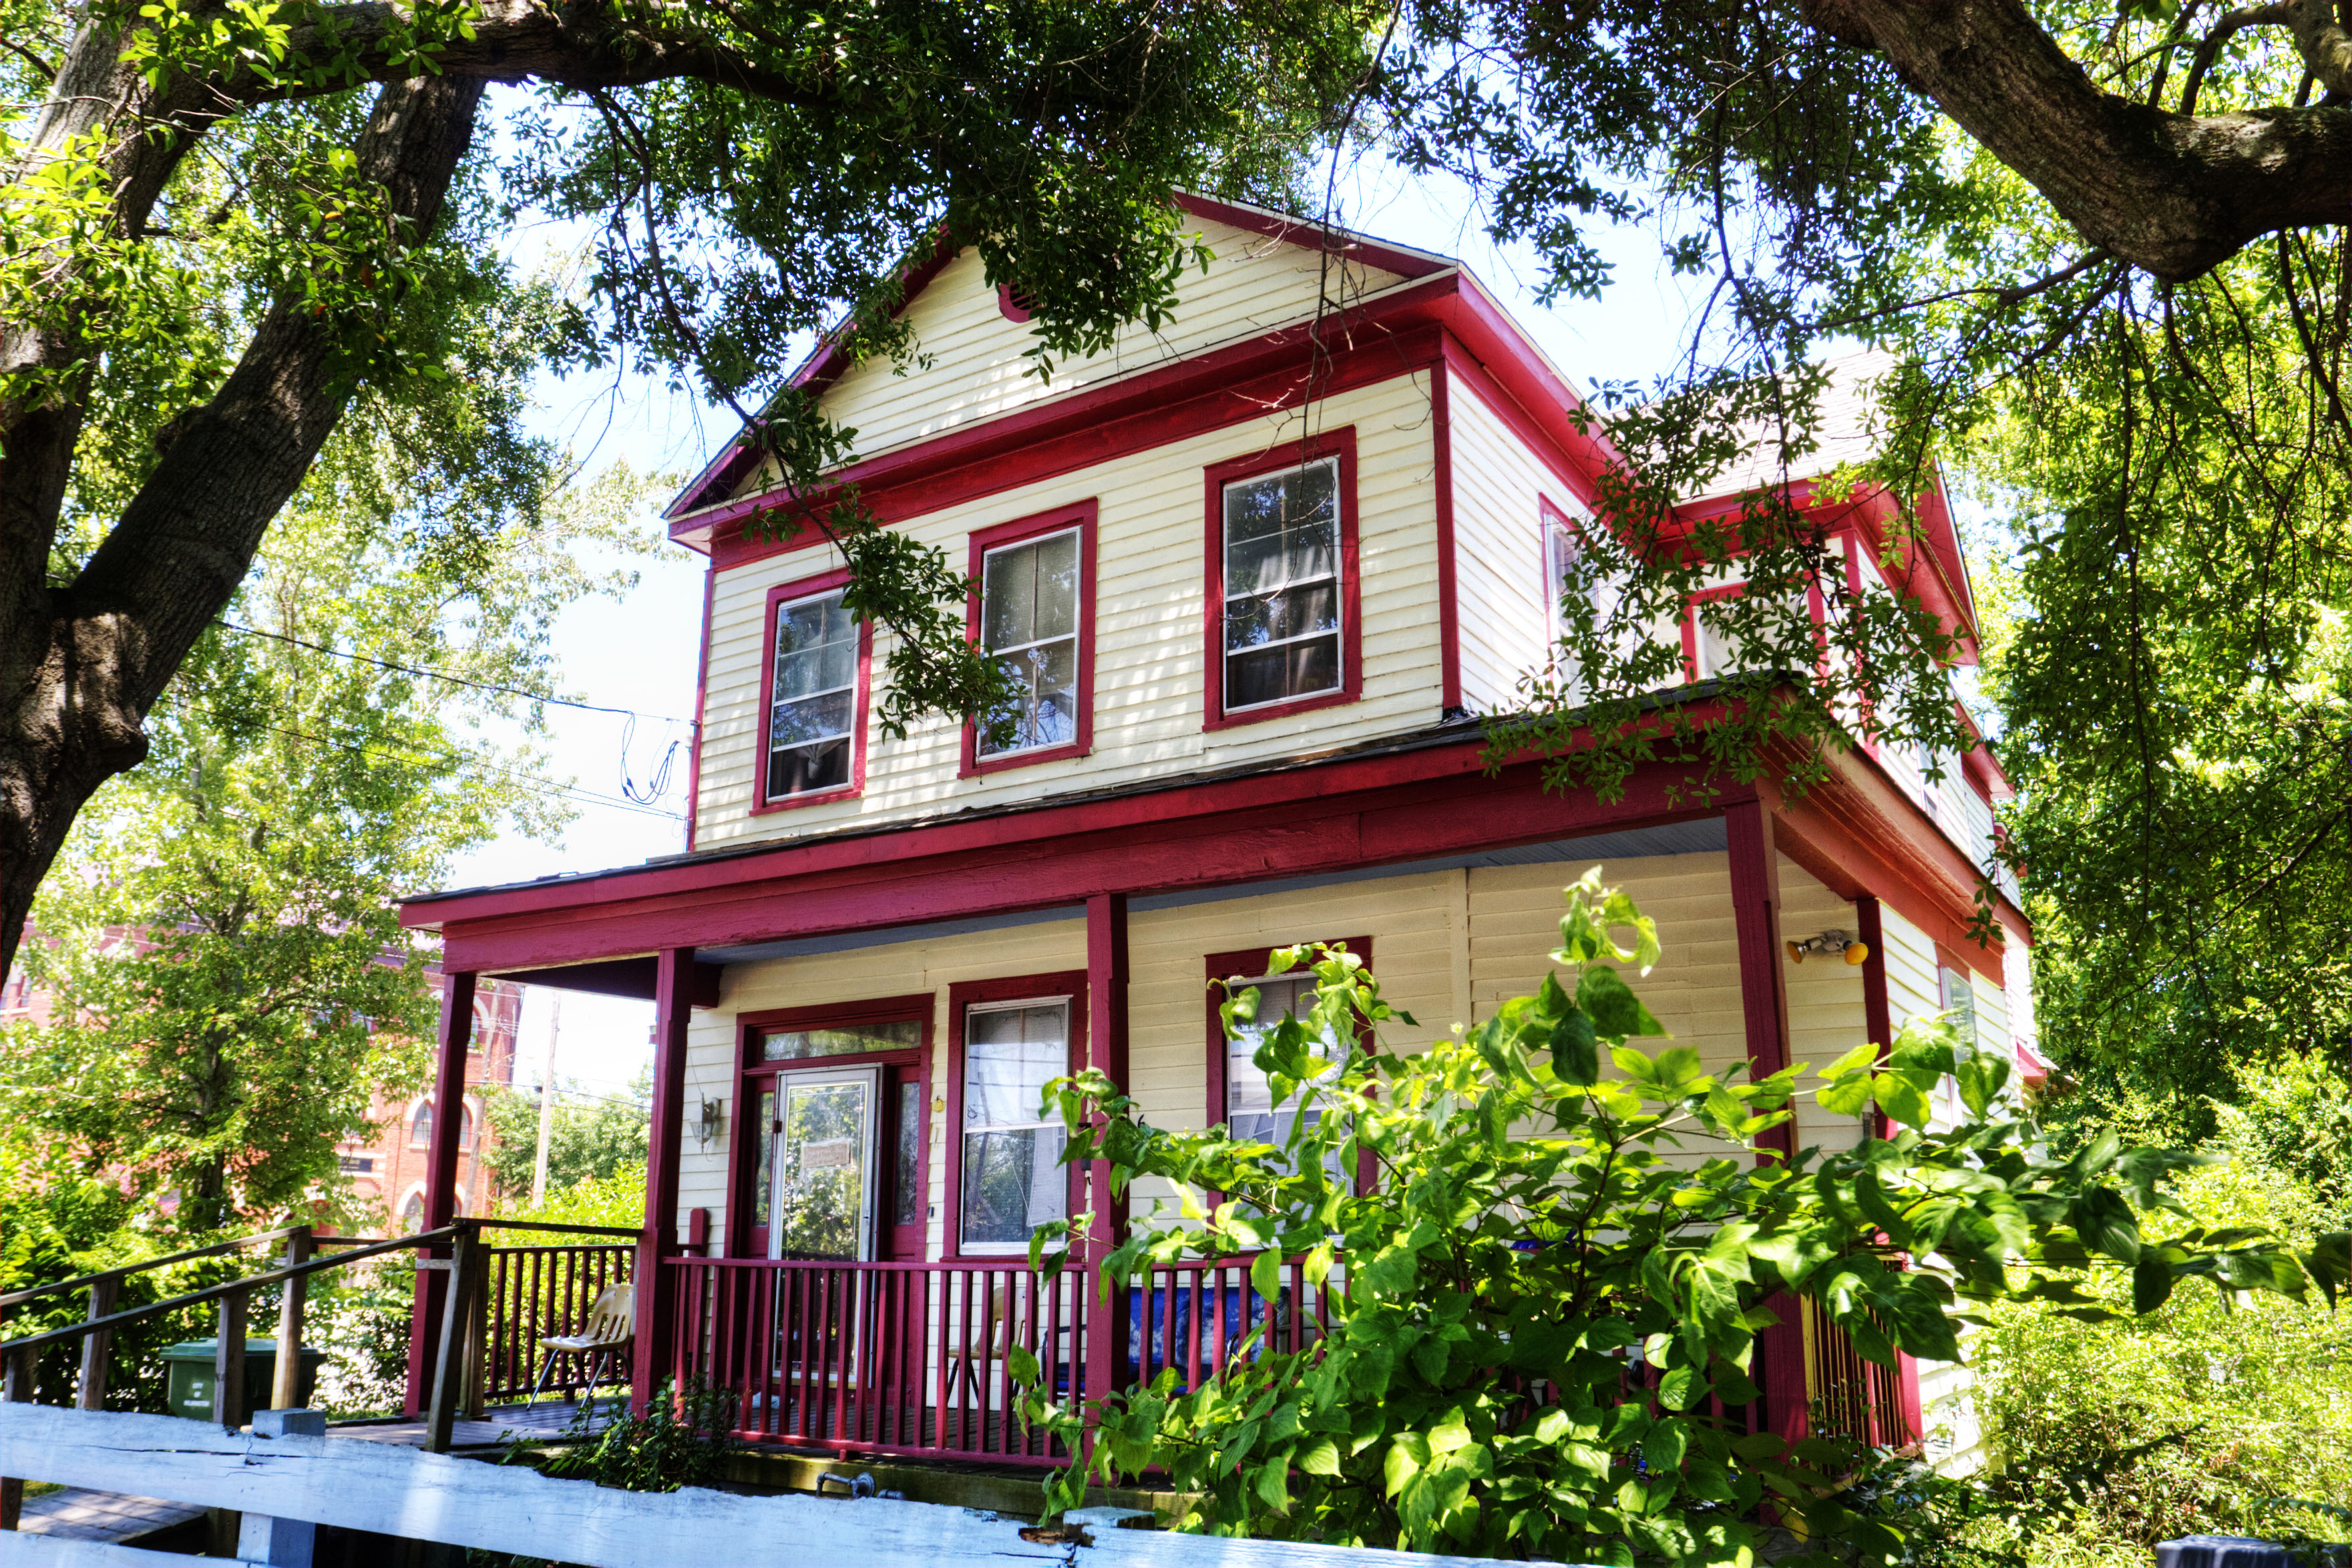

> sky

[{"left": 453, "top": 136, "right": 1718, "bottom": 1107}]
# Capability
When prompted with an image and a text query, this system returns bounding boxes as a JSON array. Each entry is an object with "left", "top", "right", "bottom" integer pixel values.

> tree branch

[{"left": 1801, "top": 0, "right": 2352, "bottom": 280}]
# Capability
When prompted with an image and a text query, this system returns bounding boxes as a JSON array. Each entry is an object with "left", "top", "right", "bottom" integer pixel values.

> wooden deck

[
  {"left": 12, "top": 1485, "right": 206, "bottom": 1546},
  {"left": 329, "top": 1396, "right": 618, "bottom": 1451}
]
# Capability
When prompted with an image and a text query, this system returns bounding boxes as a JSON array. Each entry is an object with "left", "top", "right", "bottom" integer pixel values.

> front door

[{"left": 767, "top": 1066, "right": 882, "bottom": 1261}]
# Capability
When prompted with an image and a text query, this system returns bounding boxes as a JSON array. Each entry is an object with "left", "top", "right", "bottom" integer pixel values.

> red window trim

[
  {"left": 1201, "top": 428, "right": 1362, "bottom": 732},
  {"left": 749, "top": 564, "right": 872, "bottom": 817},
  {"left": 1682, "top": 577, "right": 1831, "bottom": 684},
  {"left": 941, "top": 970, "right": 1087, "bottom": 1263},
  {"left": 728, "top": 992, "right": 934, "bottom": 1261},
  {"left": 958, "top": 500, "right": 1099, "bottom": 778},
  {"left": 1204, "top": 937, "right": 1373, "bottom": 1196},
  {"left": 996, "top": 282, "right": 1035, "bottom": 324}
]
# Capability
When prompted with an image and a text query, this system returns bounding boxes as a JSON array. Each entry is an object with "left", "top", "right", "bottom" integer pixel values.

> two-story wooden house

[{"left": 394, "top": 195, "right": 2029, "bottom": 1468}]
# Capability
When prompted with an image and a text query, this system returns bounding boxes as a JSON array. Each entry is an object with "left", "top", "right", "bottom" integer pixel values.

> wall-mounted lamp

[
  {"left": 694, "top": 1095, "right": 725, "bottom": 1150},
  {"left": 1785, "top": 928, "right": 1870, "bottom": 966}
]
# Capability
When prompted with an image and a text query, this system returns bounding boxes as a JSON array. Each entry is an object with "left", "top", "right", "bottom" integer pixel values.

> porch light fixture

[
  {"left": 694, "top": 1095, "right": 725, "bottom": 1151},
  {"left": 1785, "top": 929, "right": 1870, "bottom": 966}
]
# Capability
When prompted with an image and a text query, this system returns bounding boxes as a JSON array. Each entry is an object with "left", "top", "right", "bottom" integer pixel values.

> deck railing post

[
  {"left": 406, "top": 968, "right": 476, "bottom": 1418},
  {"left": 77, "top": 1273, "right": 120, "bottom": 1412},
  {"left": 1083, "top": 892, "right": 1132, "bottom": 1450},
  {"left": 425, "top": 1221, "right": 486, "bottom": 1454},
  {"left": 635, "top": 946, "right": 695, "bottom": 1416},
  {"left": 214, "top": 1288, "right": 251, "bottom": 1429},
  {"left": 1, "top": 1333, "right": 32, "bottom": 1530},
  {"left": 235, "top": 1408, "right": 325, "bottom": 1567},
  {"left": 270, "top": 1229, "right": 312, "bottom": 1412}
]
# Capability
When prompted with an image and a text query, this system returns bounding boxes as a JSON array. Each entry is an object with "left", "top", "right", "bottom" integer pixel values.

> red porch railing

[
  {"left": 480, "top": 1241, "right": 636, "bottom": 1404},
  {"left": 664, "top": 1254, "right": 1338, "bottom": 1464}
]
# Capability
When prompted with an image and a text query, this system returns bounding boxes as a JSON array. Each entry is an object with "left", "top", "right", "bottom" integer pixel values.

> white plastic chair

[{"left": 526, "top": 1282, "right": 634, "bottom": 1407}]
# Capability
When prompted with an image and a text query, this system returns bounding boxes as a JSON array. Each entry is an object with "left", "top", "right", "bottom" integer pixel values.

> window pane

[
  {"left": 775, "top": 592, "right": 855, "bottom": 688},
  {"left": 1030, "top": 530, "right": 1079, "bottom": 638},
  {"left": 762, "top": 1018, "right": 924, "bottom": 1062},
  {"left": 1223, "top": 582, "right": 1338, "bottom": 653},
  {"left": 767, "top": 735, "right": 851, "bottom": 799},
  {"left": 771, "top": 689, "right": 853, "bottom": 749},
  {"left": 1221, "top": 459, "right": 1341, "bottom": 711},
  {"left": 962, "top": 1003, "right": 1066, "bottom": 1126},
  {"left": 1225, "top": 635, "right": 1339, "bottom": 709},
  {"left": 979, "top": 639, "right": 1079, "bottom": 757},
  {"left": 958, "top": 1126, "right": 1067, "bottom": 1248},
  {"left": 893, "top": 1080, "right": 921, "bottom": 1229},
  {"left": 982, "top": 546, "right": 1038, "bottom": 650},
  {"left": 752, "top": 1087, "right": 776, "bottom": 1229}
]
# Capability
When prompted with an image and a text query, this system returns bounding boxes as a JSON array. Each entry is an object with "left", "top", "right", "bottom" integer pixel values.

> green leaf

[
  {"left": 1298, "top": 1438, "right": 1342, "bottom": 1476},
  {"left": 1551, "top": 1009, "right": 1600, "bottom": 1085},
  {"left": 2132, "top": 1255, "right": 2175, "bottom": 1314},
  {"left": 1579, "top": 965, "right": 1665, "bottom": 1038},
  {"left": 1251, "top": 1247, "right": 1283, "bottom": 1303},
  {"left": 1874, "top": 1072, "right": 1933, "bottom": 1130}
]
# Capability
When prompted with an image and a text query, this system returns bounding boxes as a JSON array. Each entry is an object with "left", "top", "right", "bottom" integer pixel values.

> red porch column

[
  {"left": 1724, "top": 798, "right": 1808, "bottom": 1446},
  {"left": 405, "top": 969, "right": 475, "bottom": 1417},
  {"left": 1083, "top": 894, "right": 1131, "bottom": 1413},
  {"left": 632, "top": 946, "right": 695, "bottom": 1414}
]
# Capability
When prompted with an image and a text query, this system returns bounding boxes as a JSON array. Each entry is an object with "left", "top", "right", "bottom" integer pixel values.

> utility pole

[{"left": 531, "top": 992, "right": 560, "bottom": 1209}]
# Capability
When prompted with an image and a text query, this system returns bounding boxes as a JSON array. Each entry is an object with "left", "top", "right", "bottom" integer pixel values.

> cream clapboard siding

[
  {"left": 678, "top": 917, "right": 1089, "bottom": 1260},
  {"left": 1466, "top": 853, "right": 1871, "bottom": 1159},
  {"left": 683, "top": 853, "right": 1868, "bottom": 1244},
  {"left": 696, "top": 373, "right": 1444, "bottom": 850},
  {"left": 723, "top": 220, "right": 1414, "bottom": 485},
  {"left": 1445, "top": 377, "right": 1557, "bottom": 715}
]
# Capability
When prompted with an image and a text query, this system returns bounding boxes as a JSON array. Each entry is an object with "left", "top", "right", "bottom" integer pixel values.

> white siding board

[
  {"left": 737, "top": 220, "right": 1412, "bottom": 477},
  {"left": 696, "top": 374, "right": 1442, "bottom": 851},
  {"left": 1445, "top": 378, "right": 1557, "bottom": 715}
]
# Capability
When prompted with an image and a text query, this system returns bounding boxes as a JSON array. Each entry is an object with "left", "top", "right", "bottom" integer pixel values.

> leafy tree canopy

[
  {"left": 481, "top": 1066, "right": 651, "bottom": 1208},
  {"left": 0, "top": 390, "right": 654, "bottom": 1231}
]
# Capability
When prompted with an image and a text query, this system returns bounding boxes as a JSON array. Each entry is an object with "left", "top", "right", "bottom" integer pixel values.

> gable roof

[{"left": 662, "top": 194, "right": 1458, "bottom": 522}]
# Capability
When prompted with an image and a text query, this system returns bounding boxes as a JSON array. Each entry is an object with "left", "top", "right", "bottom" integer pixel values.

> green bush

[
  {"left": 1966, "top": 1059, "right": 2352, "bottom": 1567},
  {"left": 1014, "top": 875, "right": 2344, "bottom": 1567}
]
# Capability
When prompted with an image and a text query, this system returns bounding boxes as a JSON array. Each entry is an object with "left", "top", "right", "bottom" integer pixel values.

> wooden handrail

[
  {"left": 473, "top": 1219, "right": 644, "bottom": 1239},
  {"left": 0, "top": 1225, "right": 305, "bottom": 1310},
  {"left": 0, "top": 1227, "right": 460, "bottom": 1358}
]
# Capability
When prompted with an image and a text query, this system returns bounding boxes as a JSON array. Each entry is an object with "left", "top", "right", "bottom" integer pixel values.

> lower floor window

[
  {"left": 959, "top": 999, "right": 1068, "bottom": 1251},
  {"left": 1224, "top": 967, "right": 1355, "bottom": 1190}
]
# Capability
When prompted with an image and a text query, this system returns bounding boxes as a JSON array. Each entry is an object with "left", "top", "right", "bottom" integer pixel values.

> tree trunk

[{"left": 0, "top": 75, "right": 484, "bottom": 986}]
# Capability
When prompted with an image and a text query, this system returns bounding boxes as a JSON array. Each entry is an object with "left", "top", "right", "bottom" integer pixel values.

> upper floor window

[
  {"left": 409, "top": 1102, "right": 432, "bottom": 1149},
  {"left": 762, "top": 574, "right": 865, "bottom": 807},
  {"left": 1203, "top": 433, "right": 1360, "bottom": 729},
  {"left": 962, "top": 503, "right": 1096, "bottom": 775}
]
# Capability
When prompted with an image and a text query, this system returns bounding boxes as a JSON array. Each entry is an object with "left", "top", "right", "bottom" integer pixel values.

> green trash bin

[{"left": 160, "top": 1339, "right": 326, "bottom": 1422}]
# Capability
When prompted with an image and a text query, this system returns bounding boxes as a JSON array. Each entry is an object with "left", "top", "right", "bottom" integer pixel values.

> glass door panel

[{"left": 769, "top": 1067, "right": 881, "bottom": 1261}]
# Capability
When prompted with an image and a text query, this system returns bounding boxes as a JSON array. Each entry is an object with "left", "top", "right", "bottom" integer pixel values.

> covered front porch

[{"left": 399, "top": 732, "right": 2003, "bottom": 1467}]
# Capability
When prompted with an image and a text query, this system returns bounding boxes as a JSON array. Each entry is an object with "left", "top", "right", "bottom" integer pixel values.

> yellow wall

[
  {"left": 715, "top": 216, "right": 1414, "bottom": 482},
  {"left": 694, "top": 371, "right": 1445, "bottom": 850},
  {"left": 680, "top": 852, "right": 1889, "bottom": 1250}
]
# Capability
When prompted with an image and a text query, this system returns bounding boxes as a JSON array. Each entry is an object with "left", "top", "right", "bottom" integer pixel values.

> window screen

[
  {"left": 768, "top": 588, "right": 858, "bottom": 799},
  {"left": 958, "top": 1000, "right": 1068, "bottom": 1251},
  {"left": 978, "top": 528, "right": 1081, "bottom": 756},
  {"left": 1221, "top": 457, "right": 1341, "bottom": 711}
]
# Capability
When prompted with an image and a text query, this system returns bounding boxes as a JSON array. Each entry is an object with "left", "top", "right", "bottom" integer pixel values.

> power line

[
  {"left": 193, "top": 690, "right": 688, "bottom": 822},
  {"left": 215, "top": 620, "right": 697, "bottom": 728}
]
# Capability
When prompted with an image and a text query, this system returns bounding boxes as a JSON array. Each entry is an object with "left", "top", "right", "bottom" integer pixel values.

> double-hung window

[
  {"left": 767, "top": 585, "right": 859, "bottom": 801},
  {"left": 1223, "top": 971, "right": 1356, "bottom": 1186},
  {"left": 1219, "top": 454, "right": 1344, "bottom": 713},
  {"left": 978, "top": 528, "right": 1081, "bottom": 757},
  {"left": 957, "top": 998, "right": 1069, "bottom": 1252}
]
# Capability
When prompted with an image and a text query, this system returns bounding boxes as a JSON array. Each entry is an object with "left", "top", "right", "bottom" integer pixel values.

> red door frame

[{"left": 728, "top": 993, "right": 933, "bottom": 1261}]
